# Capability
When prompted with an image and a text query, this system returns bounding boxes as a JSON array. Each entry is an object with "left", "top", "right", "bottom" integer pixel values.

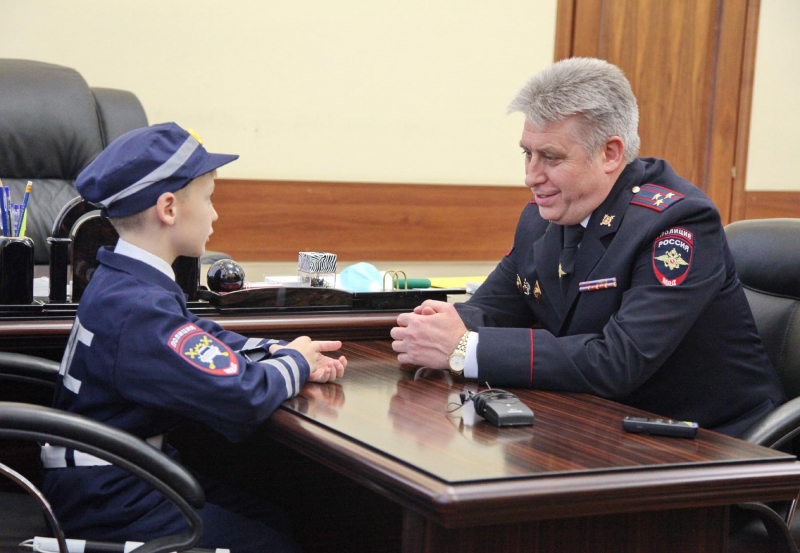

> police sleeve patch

[
  {"left": 652, "top": 227, "right": 693, "bottom": 286},
  {"left": 168, "top": 324, "right": 239, "bottom": 375}
]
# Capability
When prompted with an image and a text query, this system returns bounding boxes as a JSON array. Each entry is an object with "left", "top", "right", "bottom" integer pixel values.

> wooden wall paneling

[
  {"left": 744, "top": 191, "right": 800, "bottom": 219},
  {"left": 704, "top": 0, "right": 749, "bottom": 224},
  {"left": 207, "top": 180, "right": 532, "bottom": 262},
  {"left": 551, "top": 0, "right": 758, "bottom": 225},
  {"left": 571, "top": 0, "right": 602, "bottom": 58},
  {"left": 554, "top": 0, "right": 578, "bottom": 61},
  {"left": 595, "top": 0, "right": 718, "bottom": 196},
  {"left": 731, "top": 0, "right": 761, "bottom": 222}
]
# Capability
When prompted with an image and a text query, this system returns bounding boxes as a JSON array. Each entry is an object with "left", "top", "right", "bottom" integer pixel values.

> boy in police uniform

[{"left": 42, "top": 123, "right": 346, "bottom": 552}]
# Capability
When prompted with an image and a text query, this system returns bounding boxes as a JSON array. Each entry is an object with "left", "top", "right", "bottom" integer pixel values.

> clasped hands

[
  {"left": 270, "top": 337, "right": 347, "bottom": 383},
  {"left": 391, "top": 300, "right": 468, "bottom": 368}
]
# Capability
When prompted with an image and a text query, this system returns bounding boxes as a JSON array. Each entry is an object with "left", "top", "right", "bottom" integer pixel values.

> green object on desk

[{"left": 393, "top": 278, "right": 431, "bottom": 289}]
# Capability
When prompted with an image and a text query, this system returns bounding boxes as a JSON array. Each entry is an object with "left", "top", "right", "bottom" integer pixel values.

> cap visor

[{"left": 192, "top": 153, "right": 239, "bottom": 179}]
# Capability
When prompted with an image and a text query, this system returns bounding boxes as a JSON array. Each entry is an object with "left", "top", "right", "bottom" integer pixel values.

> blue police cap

[{"left": 76, "top": 122, "right": 239, "bottom": 217}]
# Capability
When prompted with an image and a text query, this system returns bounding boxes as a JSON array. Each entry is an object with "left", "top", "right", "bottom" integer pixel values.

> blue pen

[
  {"left": 3, "top": 186, "right": 11, "bottom": 236},
  {"left": 15, "top": 182, "right": 31, "bottom": 237},
  {"left": 0, "top": 182, "right": 7, "bottom": 237},
  {"left": 10, "top": 205, "right": 17, "bottom": 237}
]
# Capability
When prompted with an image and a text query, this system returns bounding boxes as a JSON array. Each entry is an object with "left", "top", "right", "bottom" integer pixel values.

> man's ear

[
  {"left": 602, "top": 136, "right": 625, "bottom": 174},
  {"left": 155, "top": 192, "right": 178, "bottom": 225}
]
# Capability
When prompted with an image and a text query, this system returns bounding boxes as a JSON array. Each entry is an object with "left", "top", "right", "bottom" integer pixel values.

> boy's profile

[{"left": 42, "top": 122, "right": 345, "bottom": 552}]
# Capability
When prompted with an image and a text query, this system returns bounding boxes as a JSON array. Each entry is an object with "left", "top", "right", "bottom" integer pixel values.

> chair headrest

[
  {"left": 0, "top": 59, "right": 104, "bottom": 179},
  {"left": 726, "top": 218, "right": 800, "bottom": 299}
]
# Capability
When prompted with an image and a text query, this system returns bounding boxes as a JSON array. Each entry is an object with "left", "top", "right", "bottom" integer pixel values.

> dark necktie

[{"left": 559, "top": 224, "right": 585, "bottom": 297}]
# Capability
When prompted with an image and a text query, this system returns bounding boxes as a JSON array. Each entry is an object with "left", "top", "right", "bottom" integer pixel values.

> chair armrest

[
  {"left": 0, "top": 402, "right": 205, "bottom": 553},
  {"left": 740, "top": 396, "right": 800, "bottom": 450},
  {"left": 0, "top": 402, "right": 204, "bottom": 507},
  {"left": 0, "top": 352, "right": 59, "bottom": 382}
]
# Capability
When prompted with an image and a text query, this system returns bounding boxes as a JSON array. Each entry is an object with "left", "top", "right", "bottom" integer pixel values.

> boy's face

[{"left": 173, "top": 171, "right": 219, "bottom": 258}]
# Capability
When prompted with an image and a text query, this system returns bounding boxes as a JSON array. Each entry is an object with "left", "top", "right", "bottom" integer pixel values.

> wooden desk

[
  {"left": 6, "top": 311, "right": 800, "bottom": 551},
  {"left": 243, "top": 340, "right": 800, "bottom": 553}
]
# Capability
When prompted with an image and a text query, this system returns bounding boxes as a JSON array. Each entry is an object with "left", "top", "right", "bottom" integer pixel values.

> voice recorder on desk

[{"left": 459, "top": 389, "right": 535, "bottom": 427}]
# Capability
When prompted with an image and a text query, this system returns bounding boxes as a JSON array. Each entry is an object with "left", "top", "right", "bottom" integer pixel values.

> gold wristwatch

[{"left": 448, "top": 331, "right": 471, "bottom": 376}]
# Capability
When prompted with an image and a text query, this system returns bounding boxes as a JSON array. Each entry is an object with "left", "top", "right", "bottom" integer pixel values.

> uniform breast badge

[
  {"left": 600, "top": 214, "right": 615, "bottom": 226},
  {"left": 533, "top": 280, "right": 542, "bottom": 303},
  {"left": 522, "top": 278, "right": 531, "bottom": 295},
  {"left": 652, "top": 227, "right": 694, "bottom": 286}
]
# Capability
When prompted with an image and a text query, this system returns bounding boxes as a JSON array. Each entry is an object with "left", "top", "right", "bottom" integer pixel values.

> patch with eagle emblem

[
  {"left": 652, "top": 227, "right": 693, "bottom": 286},
  {"left": 168, "top": 324, "right": 239, "bottom": 376}
]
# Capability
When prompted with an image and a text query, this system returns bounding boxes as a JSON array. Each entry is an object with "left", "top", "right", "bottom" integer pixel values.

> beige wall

[
  {"left": 746, "top": 0, "right": 800, "bottom": 191},
  {"left": 0, "top": 1, "right": 556, "bottom": 186}
]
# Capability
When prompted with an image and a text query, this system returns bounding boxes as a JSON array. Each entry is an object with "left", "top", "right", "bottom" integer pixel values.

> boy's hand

[
  {"left": 309, "top": 353, "right": 347, "bottom": 383},
  {"left": 269, "top": 337, "right": 346, "bottom": 382}
]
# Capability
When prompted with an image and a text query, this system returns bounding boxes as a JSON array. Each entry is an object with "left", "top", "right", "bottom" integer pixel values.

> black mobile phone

[{"left": 622, "top": 416, "right": 698, "bottom": 438}]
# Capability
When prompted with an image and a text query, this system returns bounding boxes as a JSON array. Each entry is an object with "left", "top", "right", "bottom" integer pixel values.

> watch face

[{"left": 448, "top": 351, "right": 465, "bottom": 373}]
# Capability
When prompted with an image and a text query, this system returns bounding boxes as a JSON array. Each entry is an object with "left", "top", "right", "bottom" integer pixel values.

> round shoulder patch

[
  {"left": 652, "top": 227, "right": 694, "bottom": 286},
  {"left": 168, "top": 324, "right": 239, "bottom": 375}
]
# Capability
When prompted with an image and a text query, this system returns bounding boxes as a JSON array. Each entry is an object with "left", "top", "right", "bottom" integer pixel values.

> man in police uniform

[
  {"left": 390, "top": 58, "right": 784, "bottom": 437},
  {"left": 42, "top": 123, "right": 346, "bottom": 552}
]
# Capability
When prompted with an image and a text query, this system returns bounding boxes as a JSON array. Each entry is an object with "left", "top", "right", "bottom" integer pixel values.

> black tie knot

[{"left": 563, "top": 224, "right": 585, "bottom": 250}]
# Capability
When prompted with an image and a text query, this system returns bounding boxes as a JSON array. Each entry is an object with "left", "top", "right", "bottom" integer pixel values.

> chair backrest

[
  {"left": 726, "top": 218, "right": 800, "bottom": 400},
  {"left": 0, "top": 59, "right": 147, "bottom": 263}
]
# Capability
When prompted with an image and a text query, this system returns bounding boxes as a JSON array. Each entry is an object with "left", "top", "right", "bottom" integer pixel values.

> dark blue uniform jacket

[
  {"left": 456, "top": 158, "right": 785, "bottom": 437},
  {"left": 43, "top": 248, "right": 310, "bottom": 535}
]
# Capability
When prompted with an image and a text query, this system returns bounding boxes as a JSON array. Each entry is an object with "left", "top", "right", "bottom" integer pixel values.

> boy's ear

[{"left": 155, "top": 192, "right": 178, "bottom": 225}]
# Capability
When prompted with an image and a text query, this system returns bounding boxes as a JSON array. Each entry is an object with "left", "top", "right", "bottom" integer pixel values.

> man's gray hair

[{"left": 508, "top": 57, "right": 640, "bottom": 164}]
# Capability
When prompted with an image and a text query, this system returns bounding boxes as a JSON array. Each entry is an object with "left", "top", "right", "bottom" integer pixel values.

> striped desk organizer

[{"left": 298, "top": 252, "right": 337, "bottom": 288}]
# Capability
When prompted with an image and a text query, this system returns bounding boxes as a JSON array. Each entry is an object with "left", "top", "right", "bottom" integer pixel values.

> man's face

[
  {"left": 520, "top": 117, "right": 615, "bottom": 226},
  {"left": 173, "top": 172, "right": 218, "bottom": 258}
]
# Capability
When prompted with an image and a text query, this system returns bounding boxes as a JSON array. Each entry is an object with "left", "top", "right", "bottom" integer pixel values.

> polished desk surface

[{"left": 266, "top": 340, "right": 800, "bottom": 528}]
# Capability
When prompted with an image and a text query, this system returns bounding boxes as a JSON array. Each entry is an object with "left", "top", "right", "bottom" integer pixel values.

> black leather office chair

[
  {"left": 0, "top": 402, "right": 206, "bottom": 553},
  {"left": 0, "top": 353, "right": 208, "bottom": 553},
  {"left": 729, "top": 219, "right": 800, "bottom": 449},
  {"left": 0, "top": 59, "right": 148, "bottom": 265},
  {"left": 725, "top": 218, "right": 800, "bottom": 552}
]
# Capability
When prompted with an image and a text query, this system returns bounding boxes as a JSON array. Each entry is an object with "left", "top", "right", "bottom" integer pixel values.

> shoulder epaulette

[{"left": 630, "top": 184, "right": 684, "bottom": 212}]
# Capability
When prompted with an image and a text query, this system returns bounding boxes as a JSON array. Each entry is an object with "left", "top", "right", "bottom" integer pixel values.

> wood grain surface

[
  {"left": 206, "top": 179, "right": 531, "bottom": 262},
  {"left": 745, "top": 191, "right": 800, "bottom": 219},
  {"left": 554, "top": 0, "right": 762, "bottom": 225},
  {"left": 174, "top": 339, "right": 800, "bottom": 552}
]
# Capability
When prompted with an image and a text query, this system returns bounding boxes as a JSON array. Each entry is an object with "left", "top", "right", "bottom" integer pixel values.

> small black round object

[{"left": 206, "top": 259, "right": 245, "bottom": 292}]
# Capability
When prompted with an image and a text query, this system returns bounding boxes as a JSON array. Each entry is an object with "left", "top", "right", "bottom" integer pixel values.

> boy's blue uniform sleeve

[
  {"left": 114, "top": 295, "right": 308, "bottom": 442},
  {"left": 192, "top": 317, "right": 290, "bottom": 358}
]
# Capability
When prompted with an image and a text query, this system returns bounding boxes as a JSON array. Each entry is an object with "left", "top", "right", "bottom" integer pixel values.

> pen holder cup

[{"left": 0, "top": 237, "right": 34, "bottom": 305}]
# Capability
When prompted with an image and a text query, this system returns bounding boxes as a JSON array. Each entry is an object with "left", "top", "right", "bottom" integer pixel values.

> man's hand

[
  {"left": 270, "top": 337, "right": 347, "bottom": 382},
  {"left": 390, "top": 300, "right": 468, "bottom": 368}
]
